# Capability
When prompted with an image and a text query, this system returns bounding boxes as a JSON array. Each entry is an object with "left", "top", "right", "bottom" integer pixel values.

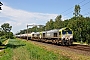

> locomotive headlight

[
  {"left": 70, "top": 35, "right": 73, "bottom": 39},
  {"left": 62, "top": 35, "right": 65, "bottom": 39}
]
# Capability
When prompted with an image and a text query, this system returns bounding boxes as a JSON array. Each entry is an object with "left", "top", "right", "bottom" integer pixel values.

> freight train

[{"left": 16, "top": 27, "right": 73, "bottom": 45}]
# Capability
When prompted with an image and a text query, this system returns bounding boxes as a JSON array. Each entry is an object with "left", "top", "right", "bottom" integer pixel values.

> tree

[
  {"left": 73, "top": 5, "right": 81, "bottom": 17},
  {"left": 1, "top": 23, "right": 12, "bottom": 39},
  {"left": 9, "top": 32, "right": 14, "bottom": 39},
  {"left": 63, "top": 20, "right": 69, "bottom": 27},
  {"left": 1, "top": 23, "right": 12, "bottom": 33},
  {"left": 54, "top": 15, "right": 63, "bottom": 29},
  {"left": 32, "top": 26, "right": 38, "bottom": 32},
  {"left": 45, "top": 19, "right": 54, "bottom": 30}
]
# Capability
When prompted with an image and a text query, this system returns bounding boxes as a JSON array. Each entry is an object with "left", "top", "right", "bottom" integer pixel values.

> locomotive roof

[
  {"left": 30, "top": 27, "right": 72, "bottom": 34},
  {"left": 59, "top": 27, "right": 72, "bottom": 31},
  {"left": 47, "top": 29, "right": 59, "bottom": 33}
]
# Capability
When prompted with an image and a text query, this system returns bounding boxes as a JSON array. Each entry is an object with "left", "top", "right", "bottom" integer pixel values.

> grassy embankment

[
  {"left": 73, "top": 42, "right": 88, "bottom": 45},
  {"left": 0, "top": 38, "right": 8, "bottom": 49},
  {"left": 0, "top": 39, "right": 70, "bottom": 60}
]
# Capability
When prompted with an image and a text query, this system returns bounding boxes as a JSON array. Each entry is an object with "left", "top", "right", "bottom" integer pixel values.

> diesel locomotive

[{"left": 16, "top": 27, "right": 73, "bottom": 45}]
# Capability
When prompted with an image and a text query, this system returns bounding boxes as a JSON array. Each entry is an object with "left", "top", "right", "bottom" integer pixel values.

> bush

[
  {"left": 1, "top": 36, "right": 6, "bottom": 39},
  {"left": 0, "top": 41, "right": 2, "bottom": 45}
]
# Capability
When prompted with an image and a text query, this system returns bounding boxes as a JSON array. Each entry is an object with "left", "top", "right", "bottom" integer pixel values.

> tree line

[
  {"left": 0, "top": 23, "right": 14, "bottom": 39},
  {"left": 16, "top": 5, "right": 90, "bottom": 44}
]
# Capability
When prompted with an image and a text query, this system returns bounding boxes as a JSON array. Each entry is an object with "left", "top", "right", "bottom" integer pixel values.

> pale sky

[{"left": 0, "top": 0, "right": 90, "bottom": 34}]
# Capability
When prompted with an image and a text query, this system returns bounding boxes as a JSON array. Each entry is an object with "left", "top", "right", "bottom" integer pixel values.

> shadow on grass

[
  {"left": 0, "top": 48, "right": 5, "bottom": 50},
  {"left": 0, "top": 44, "right": 6, "bottom": 50},
  {"left": 5, "top": 44, "right": 26, "bottom": 49}
]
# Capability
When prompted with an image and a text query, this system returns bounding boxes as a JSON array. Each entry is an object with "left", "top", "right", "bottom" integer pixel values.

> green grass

[
  {"left": 0, "top": 48, "right": 13, "bottom": 60},
  {"left": 0, "top": 39, "right": 70, "bottom": 60}
]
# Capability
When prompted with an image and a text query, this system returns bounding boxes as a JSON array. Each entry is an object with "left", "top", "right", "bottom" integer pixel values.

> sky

[{"left": 0, "top": 0, "right": 90, "bottom": 34}]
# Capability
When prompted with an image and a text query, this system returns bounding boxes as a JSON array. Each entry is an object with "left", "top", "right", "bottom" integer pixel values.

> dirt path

[
  {"left": 28, "top": 40, "right": 90, "bottom": 60},
  {"left": 0, "top": 39, "right": 9, "bottom": 52},
  {"left": 2, "top": 39, "right": 9, "bottom": 45}
]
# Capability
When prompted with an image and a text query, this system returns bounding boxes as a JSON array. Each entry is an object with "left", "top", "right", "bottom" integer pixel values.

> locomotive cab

[{"left": 59, "top": 27, "right": 73, "bottom": 45}]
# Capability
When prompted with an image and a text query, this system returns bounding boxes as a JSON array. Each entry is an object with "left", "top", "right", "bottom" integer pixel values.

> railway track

[
  {"left": 33, "top": 39, "right": 90, "bottom": 52},
  {"left": 22, "top": 38, "right": 90, "bottom": 52},
  {"left": 65, "top": 44, "right": 90, "bottom": 52},
  {"left": 27, "top": 39, "right": 90, "bottom": 56}
]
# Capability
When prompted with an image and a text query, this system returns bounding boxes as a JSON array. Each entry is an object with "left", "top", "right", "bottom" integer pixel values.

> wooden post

[{"left": 27, "top": 25, "right": 28, "bottom": 40}]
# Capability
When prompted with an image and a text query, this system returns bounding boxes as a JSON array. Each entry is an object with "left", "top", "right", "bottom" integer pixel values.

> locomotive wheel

[
  {"left": 69, "top": 40, "right": 73, "bottom": 45},
  {"left": 54, "top": 40, "right": 56, "bottom": 44},
  {"left": 65, "top": 40, "right": 69, "bottom": 45},
  {"left": 61, "top": 41, "right": 65, "bottom": 45},
  {"left": 52, "top": 40, "right": 54, "bottom": 44},
  {"left": 69, "top": 41, "right": 72, "bottom": 45},
  {"left": 56, "top": 40, "right": 59, "bottom": 44}
]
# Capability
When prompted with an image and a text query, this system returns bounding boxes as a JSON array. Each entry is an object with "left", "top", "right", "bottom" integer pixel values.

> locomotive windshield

[
  {"left": 62, "top": 30, "right": 66, "bottom": 34},
  {"left": 68, "top": 30, "right": 72, "bottom": 34},
  {"left": 62, "top": 28, "right": 72, "bottom": 34}
]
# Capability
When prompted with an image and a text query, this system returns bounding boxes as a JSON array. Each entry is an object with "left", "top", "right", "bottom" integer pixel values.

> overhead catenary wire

[
  {"left": 62, "top": 0, "right": 90, "bottom": 19},
  {"left": 80, "top": 0, "right": 90, "bottom": 7},
  {"left": 82, "top": 8, "right": 90, "bottom": 12},
  {"left": 60, "top": 0, "right": 86, "bottom": 15},
  {"left": 84, "top": 12, "right": 90, "bottom": 16}
]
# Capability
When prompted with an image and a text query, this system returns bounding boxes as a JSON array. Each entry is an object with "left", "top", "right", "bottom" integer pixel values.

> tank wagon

[{"left": 16, "top": 27, "right": 73, "bottom": 45}]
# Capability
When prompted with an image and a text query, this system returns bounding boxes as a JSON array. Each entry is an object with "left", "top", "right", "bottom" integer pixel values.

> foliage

[
  {"left": 54, "top": 15, "right": 63, "bottom": 29},
  {"left": 0, "top": 40, "right": 2, "bottom": 45},
  {"left": 1, "top": 23, "right": 12, "bottom": 33},
  {"left": 1, "top": 35, "right": 4, "bottom": 39},
  {"left": 0, "top": 23, "right": 14, "bottom": 45},
  {"left": 73, "top": 5, "right": 81, "bottom": 17},
  {"left": 45, "top": 19, "right": 54, "bottom": 30}
]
